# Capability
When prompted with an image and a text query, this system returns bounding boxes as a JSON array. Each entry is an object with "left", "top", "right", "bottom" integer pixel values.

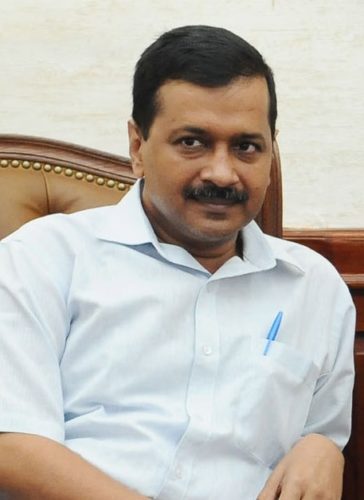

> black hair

[{"left": 132, "top": 25, "right": 277, "bottom": 139}]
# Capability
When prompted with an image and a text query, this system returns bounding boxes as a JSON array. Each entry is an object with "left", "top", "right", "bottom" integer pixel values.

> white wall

[{"left": 1, "top": 0, "right": 363, "bottom": 228}]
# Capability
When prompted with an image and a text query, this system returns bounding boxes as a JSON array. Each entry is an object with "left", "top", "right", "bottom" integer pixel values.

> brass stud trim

[{"left": 0, "top": 157, "right": 132, "bottom": 191}]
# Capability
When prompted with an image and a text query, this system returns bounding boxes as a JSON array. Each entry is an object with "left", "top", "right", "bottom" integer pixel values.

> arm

[
  {"left": 257, "top": 433, "right": 344, "bottom": 500},
  {"left": 0, "top": 229, "right": 149, "bottom": 499},
  {"left": 0, "top": 433, "right": 148, "bottom": 500},
  {"left": 259, "top": 282, "right": 355, "bottom": 499}
]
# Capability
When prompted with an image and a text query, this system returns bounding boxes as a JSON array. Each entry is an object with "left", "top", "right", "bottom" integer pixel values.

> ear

[{"left": 128, "top": 119, "right": 145, "bottom": 178}]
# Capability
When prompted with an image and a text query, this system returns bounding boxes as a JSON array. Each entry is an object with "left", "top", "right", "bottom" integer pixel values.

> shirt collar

[
  {"left": 95, "top": 180, "right": 160, "bottom": 247},
  {"left": 94, "top": 181, "right": 208, "bottom": 273},
  {"left": 241, "top": 221, "right": 305, "bottom": 274},
  {"left": 94, "top": 180, "right": 305, "bottom": 275}
]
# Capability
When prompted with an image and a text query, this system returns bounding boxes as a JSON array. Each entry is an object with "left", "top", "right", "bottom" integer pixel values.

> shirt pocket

[{"left": 233, "top": 336, "right": 320, "bottom": 469}]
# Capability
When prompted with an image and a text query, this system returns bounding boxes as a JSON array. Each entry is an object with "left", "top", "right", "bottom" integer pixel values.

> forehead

[{"left": 152, "top": 77, "right": 271, "bottom": 135}]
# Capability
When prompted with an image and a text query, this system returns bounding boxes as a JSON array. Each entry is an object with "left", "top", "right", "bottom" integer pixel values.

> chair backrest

[{"left": 0, "top": 134, "right": 282, "bottom": 239}]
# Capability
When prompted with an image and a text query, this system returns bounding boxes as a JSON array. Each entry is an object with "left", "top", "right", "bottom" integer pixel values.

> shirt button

[{"left": 202, "top": 345, "right": 213, "bottom": 356}]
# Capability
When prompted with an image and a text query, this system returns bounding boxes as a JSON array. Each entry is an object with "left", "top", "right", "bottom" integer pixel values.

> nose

[{"left": 199, "top": 148, "right": 240, "bottom": 187}]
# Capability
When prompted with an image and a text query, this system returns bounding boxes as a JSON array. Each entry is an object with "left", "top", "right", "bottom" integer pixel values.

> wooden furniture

[
  {"left": 1, "top": 134, "right": 362, "bottom": 498},
  {"left": 0, "top": 135, "right": 135, "bottom": 239}
]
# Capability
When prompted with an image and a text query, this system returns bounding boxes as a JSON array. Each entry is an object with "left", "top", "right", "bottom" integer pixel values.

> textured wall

[{"left": 1, "top": 0, "right": 363, "bottom": 228}]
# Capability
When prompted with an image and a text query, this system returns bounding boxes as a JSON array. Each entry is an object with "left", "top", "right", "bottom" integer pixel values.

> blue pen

[{"left": 263, "top": 311, "right": 283, "bottom": 355}]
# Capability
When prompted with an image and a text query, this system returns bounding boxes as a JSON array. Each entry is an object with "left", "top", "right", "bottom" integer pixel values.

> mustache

[{"left": 184, "top": 184, "right": 249, "bottom": 204}]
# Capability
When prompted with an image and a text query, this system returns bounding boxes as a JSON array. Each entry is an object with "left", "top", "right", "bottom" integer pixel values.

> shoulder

[
  {"left": 2, "top": 204, "right": 117, "bottom": 249},
  {"left": 0, "top": 205, "right": 120, "bottom": 281},
  {"left": 265, "top": 234, "right": 355, "bottom": 332},
  {"left": 265, "top": 233, "right": 347, "bottom": 288}
]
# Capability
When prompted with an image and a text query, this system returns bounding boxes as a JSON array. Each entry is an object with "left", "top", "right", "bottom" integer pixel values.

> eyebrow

[
  {"left": 176, "top": 126, "right": 210, "bottom": 137},
  {"left": 174, "top": 126, "right": 267, "bottom": 144},
  {"left": 233, "top": 133, "right": 267, "bottom": 144}
]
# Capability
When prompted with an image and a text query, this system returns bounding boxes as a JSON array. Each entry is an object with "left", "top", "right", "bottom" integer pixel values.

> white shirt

[{"left": 0, "top": 181, "right": 355, "bottom": 499}]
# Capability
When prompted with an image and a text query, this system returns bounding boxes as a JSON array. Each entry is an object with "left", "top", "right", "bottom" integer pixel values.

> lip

[
  {"left": 190, "top": 197, "right": 237, "bottom": 206},
  {"left": 191, "top": 198, "right": 238, "bottom": 212}
]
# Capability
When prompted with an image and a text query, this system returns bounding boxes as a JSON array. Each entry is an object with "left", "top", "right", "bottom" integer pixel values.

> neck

[
  {"left": 156, "top": 228, "right": 242, "bottom": 274},
  {"left": 190, "top": 245, "right": 240, "bottom": 273}
]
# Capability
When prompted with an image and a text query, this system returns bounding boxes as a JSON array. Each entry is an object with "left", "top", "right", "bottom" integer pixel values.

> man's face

[{"left": 128, "top": 76, "right": 273, "bottom": 252}]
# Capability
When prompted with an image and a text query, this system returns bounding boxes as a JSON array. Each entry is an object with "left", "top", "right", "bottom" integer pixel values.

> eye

[
  {"left": 235, "top": 142, "right": 259, "bottom": 154},
  {"left": 179, "top": 137, "right": 204, "bottom": 149}
]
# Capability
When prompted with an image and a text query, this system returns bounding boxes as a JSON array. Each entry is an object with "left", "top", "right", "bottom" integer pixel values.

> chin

[{"left": 185, "top": 225, "right": 241, "bottom": 246}]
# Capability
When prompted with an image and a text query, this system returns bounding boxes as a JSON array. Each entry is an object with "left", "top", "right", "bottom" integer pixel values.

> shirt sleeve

[
  {"left": 0, "top": 222, "right": 72, "bottom": 442},
  {"left": 302, "top": 280, "right": 356, "bottom": 450}
]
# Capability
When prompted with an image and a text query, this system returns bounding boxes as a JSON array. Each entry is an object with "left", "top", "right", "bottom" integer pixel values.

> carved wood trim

[
  {"left": 0, "top": 134, "right": 135, "bottom": 182},
  {"left": 283, "top": 229, "right": 364, "bottom": 273}
]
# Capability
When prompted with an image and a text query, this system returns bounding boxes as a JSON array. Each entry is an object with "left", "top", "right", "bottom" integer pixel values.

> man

[{"left": 0, "top": 26, "right": 355, "bottom": 499}]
